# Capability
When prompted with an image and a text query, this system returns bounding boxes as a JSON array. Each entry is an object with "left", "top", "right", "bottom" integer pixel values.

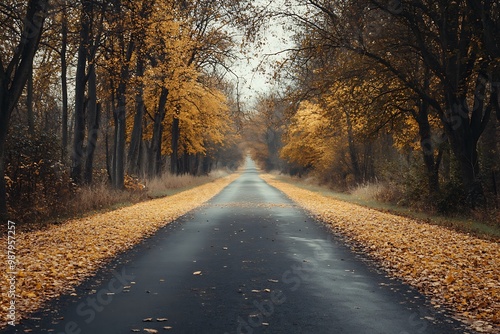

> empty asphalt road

[{"left": 6, "top": 159, "right": 468, "bottom": 333}]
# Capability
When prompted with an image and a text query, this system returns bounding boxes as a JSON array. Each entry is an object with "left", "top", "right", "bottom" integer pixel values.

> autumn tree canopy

[
  {"left": 0, "top": 0, "right": 498, "bottom": 221},
  {"left": 248, "top": 0, "right": 499, "bottom": 212},
  {"left": 0, "top": 0, "right": 259, "bottom": 220}
]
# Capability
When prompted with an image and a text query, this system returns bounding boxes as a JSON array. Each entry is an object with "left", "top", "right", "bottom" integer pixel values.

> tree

[
  {"left": 281, "top": 100, "right": 332, "bottom": 171},
  {"left": 140, "top": 1, "right": 193, "bottom": 177},
  {"left": 71, "top": 0, "right": 105, "bottom": 185},
  {"left": 354, "top": 0, "right": 496, "bottom": 206},
  {"left": 275, "top": 0, "right": 498, "bottom": 207},
  {"left": 102, "top": 0, "right": 142, "bottom": 189},
  {"left": 243, "top": 93, "right": 288, "bottom": 172},
  {"left": 172, "top": 80, "right": 232, "bottom": 174},
  {"left": 84, "top": 65, "right": 100, "bottom": 184},
  {"left": 60, "top": 5, "right": 69, "bottom": 160},
  {"left": 467, "top": 0, "right": 500, "bottom": 120},
  {"left": 167, "top": 0, "right": 247, "bottom": 175},
  {"left": 0, "top": 0, "right": 49, "bottom": 220}
]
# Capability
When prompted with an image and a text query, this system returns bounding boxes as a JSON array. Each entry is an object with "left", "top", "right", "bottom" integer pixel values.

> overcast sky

[{"left": 231, "top": 2, "right": 295, "bottom": 104}]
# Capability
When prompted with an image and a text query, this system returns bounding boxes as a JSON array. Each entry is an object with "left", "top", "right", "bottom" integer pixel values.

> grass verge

[
  {"left": 18, "top": 171, "right": 231, "bottom": 233},
  {"left": 272, "top": 174, "right": 500, "bottom": 241}
]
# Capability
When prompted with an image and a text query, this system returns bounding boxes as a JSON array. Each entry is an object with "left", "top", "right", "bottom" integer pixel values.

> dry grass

[
  {"left": 78, "top": 171, "right": 229, "bottom": 209},
  {"left": 145, "top": 171, "right": 228, "bottom": 198},
  {"left": 73, "top": 182, "right": 140, "bottom": 213},
  {"left": 19, "top": 171, "right": 231, "bottom": 233},
  {"left": 350, "top": 183, "right": 387, "bottom": 201}
]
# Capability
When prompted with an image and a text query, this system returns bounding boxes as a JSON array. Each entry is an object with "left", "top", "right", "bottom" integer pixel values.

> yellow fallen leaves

[
  {"left": 209, "top": 202, "right": 295, "bottom": 208},
  {"left": 0, "top": 173, "right": 238, "bottom": 326},
  {"left": 261, "top": 174, "right": 500, "bottom": 333}
]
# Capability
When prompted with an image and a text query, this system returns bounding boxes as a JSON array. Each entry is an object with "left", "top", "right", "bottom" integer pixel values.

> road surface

[{"left": 7, "top": 159, "right": 468, "bottom": 333}]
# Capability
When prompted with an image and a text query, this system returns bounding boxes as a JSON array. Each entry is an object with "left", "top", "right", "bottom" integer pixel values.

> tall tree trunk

[
  {"left": 481, "top": 72, "right": 499, "bottom": 204},
  {"left": 113, "top": 57, "right": 133, "bottom": 189},
  {"left": 112, "top": 107, "right": 118, "bottom": 185},
  {"left": 446, "top": 64, "right": 492, "bottom": 207},
  {"left": 126, "top": 2, "right": 154, "bottom": 175},
  {"left": 84, "top": 67, "right": 99, "bottom": 184},
  {"left": 481, "top": 112, "right": 497, "bottom": 192},
  {"left": 0, "top": 102, "right": 9, "bottom": 220},
  {"left": 111, "top": 0, "right": 134, "bottom": 189},
  {"left": 467, "top": 0, "right": 500, "bottom": 121},
  {"left": 170, "top": 113, "right": 180, "bottom": 175},
  {"left": 445, "top": 97, "right": 487, "bottom": 208},
  {"left": 148, "top": 88, "right": 169, "bottom": 178},
  {"left": 61, "top": 11, "right": 69, "bottom": 161},
  {"left": 71, "top": 0, "right": 92, "bottom": 184},
  {"left": 414, "top": 67, "right": 441, "bottom": 196},
  {"left": 114, "top": 86, "right": 126, "bottom": 189},
  {"left": 416, "top": 101, "right": 440, "bottom": 195},
  {"left": 344, "top": 110, "right": 362, "bottom": 184},
  {"left": 27, "top": 67, "right": 35, "bottom": 132},
  {"left": 105, "top": 100, "right": 113, "bottom": 183},
  {"left": 128, "top": 57, "right": 145, "bottom": 175},
  {"left": 0, "top": 0, "right": 48, "bottom": 220}
]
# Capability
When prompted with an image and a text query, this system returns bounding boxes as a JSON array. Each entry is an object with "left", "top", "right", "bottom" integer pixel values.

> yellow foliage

[
  {"left": 280, "top": 100, "right": 342, "bottom": 172},
  {"left": 282, "top": 101, "right": 325, "bottom": 166},
  {"left": 174, "top": 83, "right": 231, "bottom": 155},
  {"left": 124, "top": 0, "right": 233, "bottom": 159}
]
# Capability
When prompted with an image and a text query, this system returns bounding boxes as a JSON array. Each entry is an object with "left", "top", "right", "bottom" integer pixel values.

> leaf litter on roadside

[{"left": 261, "top": 174, "right": 500, "bottom": 333}]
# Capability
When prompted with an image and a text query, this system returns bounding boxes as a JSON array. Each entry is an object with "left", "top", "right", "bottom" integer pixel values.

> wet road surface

[{"left": 7, "top": 159, "right": 468, "bottom": 333}]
